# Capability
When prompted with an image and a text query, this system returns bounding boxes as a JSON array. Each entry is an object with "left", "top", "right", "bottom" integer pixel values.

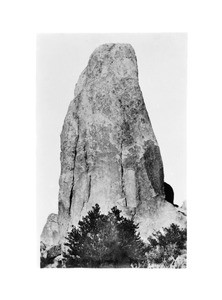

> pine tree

[{"left": 64, "top": 204, "right": 146, "bottom": 267}]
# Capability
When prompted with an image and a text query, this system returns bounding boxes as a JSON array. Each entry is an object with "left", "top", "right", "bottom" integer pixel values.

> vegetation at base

[
  {"left": 62, "top": 204, "right": 187, "bottom": 268},
  {"left": 64, "top": 204, "right": 146, "bottom": 267},
  {"left": 40, "top": 255, "right": 54, "bottom": 268},
  {"left": 146, "top": 223, "right": 187, "bottom": 268}
]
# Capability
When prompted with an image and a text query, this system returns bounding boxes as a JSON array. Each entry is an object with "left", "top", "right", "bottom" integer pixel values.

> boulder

[
  {"left": 40, "top": 243, "right": 62, "bottom": 268},
  {"left": 47, "top": 244, "right": 61, "bottom": 259},
  {"left": 40, "top": 213, "right": 59, "bottom": 246}
]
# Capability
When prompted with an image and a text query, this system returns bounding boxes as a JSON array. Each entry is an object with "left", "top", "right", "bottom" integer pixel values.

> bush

[
  {"left": 64, "top": 204, "right": 146, "bottom": 267},
  {"left": 146, "top": 223, "right": 187, "bottom": 268}
]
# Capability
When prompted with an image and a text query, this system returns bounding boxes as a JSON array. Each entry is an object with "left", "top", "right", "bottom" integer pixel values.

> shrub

[{"left": 146, "top": 223, "right": 187, "bottom": 268}]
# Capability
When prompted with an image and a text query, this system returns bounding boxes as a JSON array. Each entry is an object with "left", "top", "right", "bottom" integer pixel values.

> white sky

[{"left": 37, "top": 33, "right": 186, "bottom": 234}]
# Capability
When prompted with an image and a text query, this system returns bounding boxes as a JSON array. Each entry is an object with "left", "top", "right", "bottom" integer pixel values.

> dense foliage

[
  {"left": 146, "top": 223, "right": 187, "bottom": 268},
  {"left": 62, "top": 204, "right": 187, "bottom": 268},
  {"left": 64, "top": 204, "right": 146, "bottom": 267}
]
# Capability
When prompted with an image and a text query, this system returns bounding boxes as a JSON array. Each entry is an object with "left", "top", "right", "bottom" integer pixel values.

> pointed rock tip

[
  {"left": 90, "top": 43, "right": 136, "bottom": 59},
  {"left": 94, "top": 42, "right": 134, "bottom": 50}
]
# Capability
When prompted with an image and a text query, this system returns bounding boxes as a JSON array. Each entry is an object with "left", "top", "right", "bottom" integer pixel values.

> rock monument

[{"left": 41, "top": 43, "right": 186, "bottom": 251}]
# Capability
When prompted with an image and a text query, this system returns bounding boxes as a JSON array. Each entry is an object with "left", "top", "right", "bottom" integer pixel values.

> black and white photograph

[
  {"left": 1, "top": 1, "right": 222, "bottom": 299},
  {"left": 37, "top": 33, "right": 187, "bottom": 268}
]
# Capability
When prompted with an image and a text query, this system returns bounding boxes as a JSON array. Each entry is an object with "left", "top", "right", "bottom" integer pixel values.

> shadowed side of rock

[{"left": 164, "top": 182, "right": 174, "bottom": 205}]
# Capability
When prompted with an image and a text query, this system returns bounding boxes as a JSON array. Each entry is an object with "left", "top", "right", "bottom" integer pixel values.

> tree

[
  {"left": 64, "top": 204, "right": 146, "bottom": 268},
  {"left": 146, "top": 223, "right": 187, "bottom": 267}
]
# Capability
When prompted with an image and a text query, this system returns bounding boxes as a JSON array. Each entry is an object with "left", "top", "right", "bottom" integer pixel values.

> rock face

[
  {"left": 41, "top": 213, "right": 59, "bottom": 246},
  {"left": 53, "top": 43, "right": 186, "bottom": 243},
  {"left": 40, "top": 43, "right": 186, "bottom": 251}
]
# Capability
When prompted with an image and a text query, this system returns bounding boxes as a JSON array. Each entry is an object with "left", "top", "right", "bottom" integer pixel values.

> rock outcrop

[
  {"left": 41, "top": 43, "right": 186, "bottom": 247},
  {"left": 41, "top": 213, "right": 59, "bottom": 246}
]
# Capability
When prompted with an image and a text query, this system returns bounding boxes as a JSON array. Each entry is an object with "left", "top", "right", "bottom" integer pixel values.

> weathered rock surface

[
  {"left": 40, "top": 242, "right": 62, "bottom": 268},
  {"left": 177, "top": 201, "right": 187, "bottom": 216},
  {"left": 41, "top": 43, "right": 186, "bottom": 245},
  {"left": 47, "top": 244, "right": 62, "bottom": 259},
  {"left": 40, "top": 213, "right": 59, "bottom": 246}
]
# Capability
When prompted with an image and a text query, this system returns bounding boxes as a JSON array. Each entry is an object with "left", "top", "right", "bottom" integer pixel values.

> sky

[{"left": 37, "top": 33, "right": 187, "bottom": 234}]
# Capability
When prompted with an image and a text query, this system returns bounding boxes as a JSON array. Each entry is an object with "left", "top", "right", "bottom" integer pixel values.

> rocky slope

[{"left": 41, "top": 43, "right": 186, "bottom": 249}]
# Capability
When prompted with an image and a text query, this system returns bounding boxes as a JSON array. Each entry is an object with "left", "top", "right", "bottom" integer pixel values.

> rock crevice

[{"left": 68, "top": 117, "right": 80, "bottom": 215}]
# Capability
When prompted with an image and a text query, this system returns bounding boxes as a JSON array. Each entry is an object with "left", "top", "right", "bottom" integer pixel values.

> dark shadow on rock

[{"left": 164, "top": 182, "right": 174, "bottom": 205}]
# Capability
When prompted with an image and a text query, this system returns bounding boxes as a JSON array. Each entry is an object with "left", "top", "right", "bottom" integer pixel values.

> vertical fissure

[
  {"left": 83, "top": 141, "right": 91, "bottom": 202},
  {"left": 118, "top": 96, "right": 127, "bottom": 206},
  {"left": 120, "top": 140, "right": 127, "bottom": 206},
  {"left": 83, "top": 142, "right": 89, "bottom": 172},
  {"left": 87, "top": 175, "right": 92, "bottom": 201},
  {"left": 68, "top": 116, "right": 80, "bottom": 215},
  {"left": 136, "top": 174, "right": 141, "bottom": 204}
]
